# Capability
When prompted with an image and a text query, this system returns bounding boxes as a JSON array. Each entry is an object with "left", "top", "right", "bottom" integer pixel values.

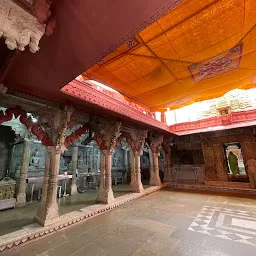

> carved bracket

[
  {"left": 149, "top": 134, "right": 164, "bottom": 153},
  {"left": 0, "top": 0, "right": 45, "bottom": 52},
  {"left": 0, "top": 106, "right": 53, "bottom": 146},
  {"left": 38, "top": 106, "right": 74, "bottom": 148},
  {"left": 91, "top": 117, "right": 122, "bottom": 154},
  {"left": 162, "top": 136, "right": 174, "bottom": 154},
  {"left": 127, "top": 129, "right": 148, "bottom": 155},
  {"left": 64, "top": 123, "right": 89, "bottom": 148}
]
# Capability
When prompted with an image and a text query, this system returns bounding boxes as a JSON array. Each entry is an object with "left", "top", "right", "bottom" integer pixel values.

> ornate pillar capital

[
  {"left": 91, "top": 118, "right": 122, "bottom": 154},
  {"left": 149, "top": 134, "right": 164, "bottom": 153},
  {"left": 128, "top": 129, "right": 148, "bottom": 153},
  {"left": 0, "top": 0, "right": 46, "bottom": 53}
]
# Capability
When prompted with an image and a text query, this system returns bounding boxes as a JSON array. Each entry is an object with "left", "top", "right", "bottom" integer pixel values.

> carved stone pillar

[
  {"left": 150, "top": 153, "right": 162, "bottom": 186},
  {"left": 130, "top": 151, "right": 144, "bottom": 193},
  {"left": 16, "top": 139, "right": 33, "bottom": 205},
  {"left": 35, "top": 146, "right": 61, "bottom": 226},
  {"left": 123, "top": 149, "right": 128, "bottom": 183},
  {"left": 70, "top": 143, "right": 79, "bottom": 195},
  {"left": 213, "top": 144, "right": 228, "bottom": 181},
  {"left": 97, "top": 150, "right": 114, "bottom": 204},
  {"left": 39, "top": 147, "right": 51, "bottom": 207},
  {"left": 105, "top": 152, "right": 114, "bottom": 202},
  {"left": 149, "top": 149, "right": 155, "bottom": 183},
  {"left": 92, "top": 119, "right": 121, "bottom": 204},
  {"left": 126, "top": 129, "right": 147, "bottom": 192},
  {"left": 35, "top": 106, "right": 73, "bottom": 226},
  {"left": 96, "top": 150, "right": 106, "bottom": 202},
  {"left": 130, "top": 150, "right": 135, "bottom": 187},
  {"left": 149, "top": 134, "right": 163, "bottom": 186}
]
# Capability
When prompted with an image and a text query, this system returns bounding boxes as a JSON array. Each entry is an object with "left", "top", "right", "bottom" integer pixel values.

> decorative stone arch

[
  {"left": 0, "top": 106, "right": 53, "bottom": 146},
  {"left": 64, "top": 123, "right": 89, "bottom": 148}
]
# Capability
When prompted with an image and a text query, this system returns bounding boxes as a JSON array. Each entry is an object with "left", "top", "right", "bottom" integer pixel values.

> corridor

[{"left": 2, "top": 189, "right": 256, "bottom": 256}]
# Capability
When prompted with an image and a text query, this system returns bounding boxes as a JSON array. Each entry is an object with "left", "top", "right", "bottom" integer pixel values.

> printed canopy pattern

[{"left": 83, "top": 0, "right": 256, "bottom": 111}]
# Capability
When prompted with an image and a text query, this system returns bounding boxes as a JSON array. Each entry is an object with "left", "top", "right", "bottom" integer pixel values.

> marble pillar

[
  {"left": 96, "top": 151, "right": 114, "bottom": 204},
  {"left": 70, "top": 144, "right": 79, "bottom": 195},
  {"left": 149, "top": 149, "right": 155, "bottom": 185},
  {"left": 39, "top": 148, "right": 51, "bottom": 206},
  {"left": 123, "top": 149, "right": 128, "bottom": 183},
  {"left": 35, "top": 147, "right": 60, "bottom": 226},
  {"left": 16, "top": 139, "right": 33, "bottom": 205},
  {"left": 150, "top": 153, "right": 162, "bottom": 186},
  {"left": 96, "top": 150, "right": 106, "bottom": 202},
  {"left": 130, "top": 152, "right": 144, "bottom": 193},
  {"left": 129, "top": 150, "right": 135, "bottom": 187}
]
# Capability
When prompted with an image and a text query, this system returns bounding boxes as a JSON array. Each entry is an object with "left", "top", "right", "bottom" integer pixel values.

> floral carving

[
  {"left": 149, "top": 134, "right": 164, "bottom": 153},
  {"left": 0, "top": 0, "right": 45, "bottom": 52},
  {"left": 91, "top": 117, "right": 122, "bottom": 154}
]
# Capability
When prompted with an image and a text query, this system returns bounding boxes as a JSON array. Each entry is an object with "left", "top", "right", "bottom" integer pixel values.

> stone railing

[
  {"left": 169, "top": 109, "right": 256, "bottom": 135},
  {"left": 61, "top": 80, "right": 169, "bottom": 131}
]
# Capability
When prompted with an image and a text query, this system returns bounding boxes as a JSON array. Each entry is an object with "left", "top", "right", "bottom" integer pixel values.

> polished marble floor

[
  {"left": 0, "top": 184, "right": 140, "bottom": 236},
  {"left": 2, "top": 189, "right": 256, "bottom": 256}
]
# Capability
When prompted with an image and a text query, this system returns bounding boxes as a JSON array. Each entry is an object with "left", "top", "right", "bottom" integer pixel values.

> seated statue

[
  {"left": 59, "top": 156, "right": 68, "bottom": 172},
  {"left": 29, "top": 150, "right": 41, "bottom": 168},
  {"left": 246, "top": 159, "right": 256, "bottom": 189}
]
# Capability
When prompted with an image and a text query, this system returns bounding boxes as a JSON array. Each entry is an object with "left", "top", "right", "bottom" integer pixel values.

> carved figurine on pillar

[
  {"left": 149, "top": 134, "right": 164, "bottom": 186},
  {"left": 92, "top": 118, "right": 122, "bottom": 204},
  {"left": 34, "top": 106, "right": 73, "bottom": 226}
]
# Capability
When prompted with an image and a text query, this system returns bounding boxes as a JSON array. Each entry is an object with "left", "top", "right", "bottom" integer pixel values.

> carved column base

[
  {"left": 16, "top": 193, "right": 26, "bottom": 205},
  {"left": 34, "top": 202, "right": 60, "bottom": 226},
  {"left": 130, "top": 182, "right": 144, "bottom": 193},
  {"left": 96, "top": 189, "right": 115, "bottom": 204},
  {"left": 149, "top": 176, "right": 162, "bottom": 186},
  {"left": 70, "top": 184, "right": 78, "bottom": 195}
]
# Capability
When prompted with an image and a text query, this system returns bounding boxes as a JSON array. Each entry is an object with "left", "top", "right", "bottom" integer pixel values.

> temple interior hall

[{"left": 1, "top": 0, "right": 256, "bottom": 255}]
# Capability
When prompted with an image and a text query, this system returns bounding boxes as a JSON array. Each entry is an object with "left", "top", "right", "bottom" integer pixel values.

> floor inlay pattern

[{"left": 188, "top": 206, "right": 256, "bottom": 247}]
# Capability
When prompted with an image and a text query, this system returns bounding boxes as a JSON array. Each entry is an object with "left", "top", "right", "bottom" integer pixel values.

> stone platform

[
  {"left": 0, "top": 184, "right": 166, "bottom": 253},
  {"left": 168, "top": 182, "right": 256, "bottom": 195}
]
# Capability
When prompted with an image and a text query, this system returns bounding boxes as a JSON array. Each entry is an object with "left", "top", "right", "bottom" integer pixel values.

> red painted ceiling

[{"left": 6, "top": 0, "right": 181, "bottom": 106}]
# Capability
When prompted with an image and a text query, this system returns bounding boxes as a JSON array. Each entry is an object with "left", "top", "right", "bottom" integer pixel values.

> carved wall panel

[
  {"left": 202, "top": 144, "right": 216, "bottom": 181},
  {"left": 213, "top": 144, "right": 228, "bottom": 181},
  {"left": 202, "top": 127, "right": 256, "bottom": 182}
]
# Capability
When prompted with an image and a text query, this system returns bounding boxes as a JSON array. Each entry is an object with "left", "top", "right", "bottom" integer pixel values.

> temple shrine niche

[
  {"left": 172, "top": 134, "right": 205, "bottom": 183},
  {"left": 224, "top": 142, "right": 246, "bottom": 178}
]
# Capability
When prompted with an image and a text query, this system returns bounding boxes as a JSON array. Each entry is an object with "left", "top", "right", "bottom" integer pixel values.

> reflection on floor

[
  {"left": 0, "top": 184, "right": 147, "bottom": 236},
  {"left": 2, "top": 189, "right": 256, "bottom": 256}
]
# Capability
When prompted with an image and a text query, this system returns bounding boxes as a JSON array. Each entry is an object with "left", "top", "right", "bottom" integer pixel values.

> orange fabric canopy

[{"left": 83, "top": 0, "right": 256, "bottom": 111}]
